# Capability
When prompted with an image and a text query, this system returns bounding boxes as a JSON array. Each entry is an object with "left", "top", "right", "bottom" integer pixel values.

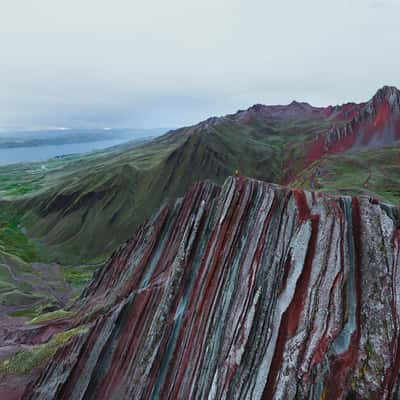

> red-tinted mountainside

[
  {"left": 307, "top": 86, "right": 400, "bottom": 163},
  {"left": 227, "top": 85, "right": 400, "bottom": 165},
  {"left": 24, "top": 177, "right": 400, "bottom": 399}
]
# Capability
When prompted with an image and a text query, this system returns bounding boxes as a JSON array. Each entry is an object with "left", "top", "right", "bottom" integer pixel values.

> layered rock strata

[{"left": 25, "top": 177, "right": 400, "bottom": 399}]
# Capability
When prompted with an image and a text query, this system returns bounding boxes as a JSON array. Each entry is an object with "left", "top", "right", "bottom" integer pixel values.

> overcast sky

[{"left": 1, "top": 0, "right": 399, "bottom": 130}]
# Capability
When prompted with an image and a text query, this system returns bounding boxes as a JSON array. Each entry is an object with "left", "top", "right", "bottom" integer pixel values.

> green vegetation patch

[
  {"left": 292, "top": 147, "right": 400, "bottom": 205},
  {"left": 0, "top": 289, "right": 42, "bottom": 307},
  {"left": 0, "top": 207, "right": 39, "bottom": 262},
  {"left": 8, "top": 307, "right": 41, "bottom": 319},
  {"left": 62, "top": 264, "right": 98, "bottom": 288},
  {"left": 0, "top": 325, "right": 88, "bottom": 375},
  {"left": 28, "top": 309, "right": 73, "bottom": 325},
  {"left": 7, "top": 301, "right": 65, "bottom": 320}
]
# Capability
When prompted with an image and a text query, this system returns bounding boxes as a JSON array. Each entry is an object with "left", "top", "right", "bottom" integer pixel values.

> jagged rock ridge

[
  {"left": 308, "top": 86, "right": 400, "bottom": 161},
  {"left": 23, "top": 177, "right": 400, "bottom": 399}
]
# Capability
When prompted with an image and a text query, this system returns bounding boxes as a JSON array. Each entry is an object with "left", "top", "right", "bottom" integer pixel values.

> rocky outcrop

[
  {"left": 312, "top": 86, "right": 400, "bottom": 159},
  {"left": 23, "top": 176, "right": 400, "bottom": 399}
]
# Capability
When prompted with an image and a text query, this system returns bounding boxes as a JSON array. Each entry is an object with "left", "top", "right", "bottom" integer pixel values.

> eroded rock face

[
  {"left": 310, "top": 86, "right": 400, "bottom": 161},
  {"left": 25, "top": 177, "right": 400, "bottom": 399}
]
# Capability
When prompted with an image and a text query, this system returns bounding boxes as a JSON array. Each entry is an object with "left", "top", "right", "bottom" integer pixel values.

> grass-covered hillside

[
  {"left": 291, "top": 146, "right": 400, "bottom": 204},
  {"left": 0, "top": 115, "right": 328, "bottom": 264}
]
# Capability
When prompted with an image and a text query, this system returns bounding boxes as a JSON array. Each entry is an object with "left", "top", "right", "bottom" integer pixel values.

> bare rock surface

[{"left": 23, "top": 177, "right": 400, "bottom": 399}]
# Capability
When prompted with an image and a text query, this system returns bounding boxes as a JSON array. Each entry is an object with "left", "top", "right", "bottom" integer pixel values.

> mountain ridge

[
  {"left": 181, "top": 85, "right": 400, "bottom": 129},
  {"left": 306, "top": 86, "right": 400, "bottom": 164}
]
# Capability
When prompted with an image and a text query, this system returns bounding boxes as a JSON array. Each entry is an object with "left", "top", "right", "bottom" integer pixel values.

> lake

[{"left": 0, "top": 138, "right": 136, "bottom": 166}]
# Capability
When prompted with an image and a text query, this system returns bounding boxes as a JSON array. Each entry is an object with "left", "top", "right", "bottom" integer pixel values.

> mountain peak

[
  {"left": 371, "top": 85, "right": 400, "bottom": 109},
  {"left": 289, "top": 100, "right": 312, "bottom": 108},
  {"left": 375, "top": 85, "right": 399, "bottom": 95}
]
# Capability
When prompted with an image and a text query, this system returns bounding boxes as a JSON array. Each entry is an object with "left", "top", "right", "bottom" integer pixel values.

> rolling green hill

[{"left": 1, "top": 116, "right": 324, "bottom": 264}]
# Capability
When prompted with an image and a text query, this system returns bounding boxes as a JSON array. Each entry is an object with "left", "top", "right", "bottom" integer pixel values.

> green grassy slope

[
  {"left": 0, "top": 250, "right": 60, "bottom": 313},
  {"left": 12, "top": 117, "right": 321, "bottom": 264},
  {"left": 291, "top": 146, "right": 400, "bottom": 204},
  {"left": 0, "top": 202, "right": 94, "bottom": 316}
]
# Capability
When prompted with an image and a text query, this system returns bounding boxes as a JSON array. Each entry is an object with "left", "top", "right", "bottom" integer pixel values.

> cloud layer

[{"left": 1, "top": 0, "right": 399, "bottom": 129}]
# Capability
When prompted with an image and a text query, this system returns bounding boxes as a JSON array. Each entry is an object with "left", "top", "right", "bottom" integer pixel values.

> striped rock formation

[{"left": 25, "top": 177, "right": 400, "bottom": 399}]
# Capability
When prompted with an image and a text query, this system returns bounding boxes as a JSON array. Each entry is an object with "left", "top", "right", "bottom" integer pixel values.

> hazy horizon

[{"left": 2, "top": 0, "right": 399, "bottom": 130}]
